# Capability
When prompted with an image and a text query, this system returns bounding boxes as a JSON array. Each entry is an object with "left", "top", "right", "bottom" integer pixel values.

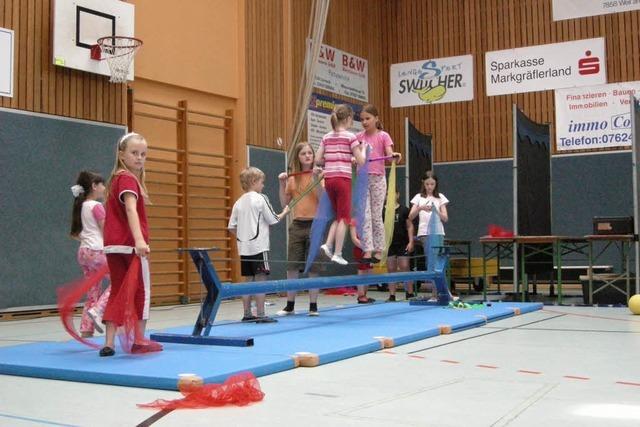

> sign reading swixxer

[
  {"left": 390, "top": 55, "right": 474, "bottom": 107},
  {"left": 485, "top": 38, "right": 606, "bottom": 96}
]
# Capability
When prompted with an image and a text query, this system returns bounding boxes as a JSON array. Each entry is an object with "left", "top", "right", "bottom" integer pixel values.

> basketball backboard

[{"left": 52, "top": 0, "right": 136, "bottom": 81}]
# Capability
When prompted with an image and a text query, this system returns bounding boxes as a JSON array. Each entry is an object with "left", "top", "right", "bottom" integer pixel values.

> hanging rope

[{"left": 286, "top": 0, "right": 331, "bottom": 166}]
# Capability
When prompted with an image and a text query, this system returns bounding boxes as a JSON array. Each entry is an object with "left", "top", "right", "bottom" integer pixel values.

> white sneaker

[
  {"left": 87, "top": 307, "right": 104, "bottom": 333},
  {"left": 308, "top": 310, "right": 319, "bottom": 317},
  {"left": 276, "top": 309, "right": 295, "bottom": 316},
  {"left": 320, "top": 244, "right": 333, "bottom": 258},
  {"left": 331, "top": 254, "right": 348, "bottom": 265}
]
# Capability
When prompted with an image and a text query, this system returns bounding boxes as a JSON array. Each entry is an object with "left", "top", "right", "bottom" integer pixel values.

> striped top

[{"left": 320, "top": 130, "right": 359, "bottom": 179}]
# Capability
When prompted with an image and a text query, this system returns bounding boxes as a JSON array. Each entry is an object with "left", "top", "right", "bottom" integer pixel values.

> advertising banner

[
  {"left": 555, "top": 81, "right": 640, "bottom": 151},
  {"left": 552, "top": 0, "right": 640, "bottom": 21},
  {"left": 307, "top": 93, "right": 363, "bottom": 150},
  {"left": 389, "top": 55, "right": 474, "bottom": 108},
  {"left": 312, "top": 42, "right": 369, "bottom": 102},
  {"left": 485, "top": 38, "right": 606, "bottom": 96}
]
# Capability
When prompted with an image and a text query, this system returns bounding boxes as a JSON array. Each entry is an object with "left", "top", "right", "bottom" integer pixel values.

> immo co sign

[
  {"left": 555, "top": 82, "right": 640, "bottom": 151},
  {"left": 485, "top": 38, "right": 606, "bottom": 96}
]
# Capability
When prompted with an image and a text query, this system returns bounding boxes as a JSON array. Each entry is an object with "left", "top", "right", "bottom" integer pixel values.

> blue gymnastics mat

[{"left": 0, "top": 302, "right": 541, "bottom": 390}]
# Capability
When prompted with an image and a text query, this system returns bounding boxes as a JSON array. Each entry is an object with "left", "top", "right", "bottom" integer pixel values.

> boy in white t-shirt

[{"left": 228, "top": 167, "right": 289, "bottom": 322}]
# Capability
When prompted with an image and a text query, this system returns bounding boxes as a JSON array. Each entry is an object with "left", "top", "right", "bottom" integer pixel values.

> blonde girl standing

[{"left": 100, "top": 133, "right": 162, "bottom": 357}]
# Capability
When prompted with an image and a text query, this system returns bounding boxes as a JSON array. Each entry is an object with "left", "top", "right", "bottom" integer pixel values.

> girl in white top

[
  {"left": 409, "top": 171, "right": 450, "bottom": 299},
  {"left": 70, "top": 171, "right": 111, "bottom": 337},
  {"left": 409, "top": 171, "right": 449, "bottom": 238}
]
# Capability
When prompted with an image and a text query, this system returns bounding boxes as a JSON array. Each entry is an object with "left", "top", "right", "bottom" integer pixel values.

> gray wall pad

[{"left": 0, "top": 110, "right": 124, "bottom": 309}]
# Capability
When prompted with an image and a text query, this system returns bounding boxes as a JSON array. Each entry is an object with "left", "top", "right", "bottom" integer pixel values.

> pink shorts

[{"left": 325, "top": 177, "right": 351, "bottom": 222}]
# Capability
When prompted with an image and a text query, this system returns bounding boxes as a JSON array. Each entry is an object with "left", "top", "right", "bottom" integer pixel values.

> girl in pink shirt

[{"left": 357, "top": 104, "right": 401, "bottom": 263}]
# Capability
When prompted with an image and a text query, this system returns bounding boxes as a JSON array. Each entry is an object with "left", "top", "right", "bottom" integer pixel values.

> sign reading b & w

[{"left": 485, "top": 38, "right": 606, "bottom": 97}]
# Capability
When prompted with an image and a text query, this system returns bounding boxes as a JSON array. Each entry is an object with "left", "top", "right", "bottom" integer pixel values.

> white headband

[{"left": 118, "top": 132, "right": 141, "bottom": 147}]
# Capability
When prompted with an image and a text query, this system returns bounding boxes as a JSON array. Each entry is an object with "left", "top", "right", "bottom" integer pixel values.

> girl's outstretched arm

[
  {"left": 123, "top": 193, "right": 149, "bottom": 256},
  {"left": 278, "top": 173, "right": 291, "bottom": 208},
  {"left": 384, "top": 144, "right": 402, "bottom": 163},
  {"left": 352, "top": 144, "right": 366, "bottom": 166},
  {"left": 313, "top": 169, "right": 325, "bottom": 197}
]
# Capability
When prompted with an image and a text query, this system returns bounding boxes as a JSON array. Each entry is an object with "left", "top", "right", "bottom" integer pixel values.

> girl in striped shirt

[{"left": 314, "top": 104, "right": 366, "bottom": 265}]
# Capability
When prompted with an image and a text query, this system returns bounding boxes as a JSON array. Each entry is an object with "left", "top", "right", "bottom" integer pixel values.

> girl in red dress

[{"left": 100, "top": 133, "right": 162, "bottom": 357}]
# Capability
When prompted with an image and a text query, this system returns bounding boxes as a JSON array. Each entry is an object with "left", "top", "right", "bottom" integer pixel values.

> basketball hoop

[{"left": 91, "top": 36, "right": 143, "bottom": 83}]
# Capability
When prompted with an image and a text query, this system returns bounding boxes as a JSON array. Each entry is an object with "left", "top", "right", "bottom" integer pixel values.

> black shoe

[
  {"left": 99, "top": 346, "right": 115, "bottom": 357},
  {"left": 405, "top": 293, "right": 415, "bottom": 299},
  {"left": 357, "top": 297, "right": 376, "bottom": 304},
  {"left": 386, "top": 295, "right": 397, "bottom": 302},
  {"left": 241, "top": 315, "right": 259, "bottom": 322},
  {"left": 255, "top": 316, "right": 278, "bottom": 323}
]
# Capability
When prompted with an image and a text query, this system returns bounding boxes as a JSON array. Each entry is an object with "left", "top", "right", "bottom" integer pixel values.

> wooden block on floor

[
  {"left": 293, "top": 351, "right": 320, "bottom": 367},
  {"left": 439, "top": 324, "right": 452, "bottom": 334},
  {"left": 373, "top": 336, "right": 395, "bottom": 348}
]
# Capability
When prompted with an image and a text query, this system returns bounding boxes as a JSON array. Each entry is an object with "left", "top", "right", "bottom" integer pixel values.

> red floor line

[
  {"left": 518, "top": 370, "right": 542, "bottom": 375},
  {"left": 381, "top": 350, "right": 397, "bottom": 355},
  {"left": 563, "top": 375, "right": 590, "bottom": 380},
  {"left": 402, "top": 356, "right": 626, "bottom": 386},
  {"left": 616, "top": 381, "right": 640, "bottom": 387}
]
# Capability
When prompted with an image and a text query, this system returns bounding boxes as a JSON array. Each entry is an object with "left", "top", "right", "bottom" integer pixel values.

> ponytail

[
  {"left": 330, "top": 104, "right": 354, "bottom": 131},
  {"left": 70, "top": 171, "right": 104, "bottom": 237},
  {"left": 330, "top": 112, "right": 339, "bottom": 130}
]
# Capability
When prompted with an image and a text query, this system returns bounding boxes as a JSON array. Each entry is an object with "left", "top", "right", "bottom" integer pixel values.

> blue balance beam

[{"left": 150, "top": 247, "right": 450, "bottom": 347}]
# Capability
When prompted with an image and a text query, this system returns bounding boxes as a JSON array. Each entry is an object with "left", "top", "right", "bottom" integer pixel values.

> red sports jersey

[{"left": 104, "top": 172, "right": 149, "bottom": 247}]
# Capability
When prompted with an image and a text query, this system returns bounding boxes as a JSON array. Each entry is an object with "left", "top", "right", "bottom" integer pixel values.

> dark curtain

[
  {"left": 516, "top": 107, "right": 552, "bottom": 274},
  {"left": 408, "top": 121, "right": 432, "bottom": 200},
  {"left": 408, "top": 121, "right": 432, "bottom": 272}
]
